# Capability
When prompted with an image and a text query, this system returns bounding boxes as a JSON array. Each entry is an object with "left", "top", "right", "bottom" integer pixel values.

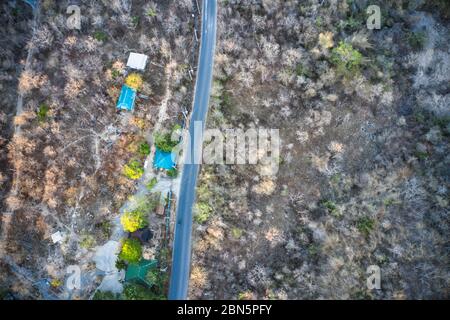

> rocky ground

[
  {"left": 190, "top": 0, "right": 449, "bottom": 299},
  {"left": 0, "top": 0, "right": 195, "bottom": 299}
]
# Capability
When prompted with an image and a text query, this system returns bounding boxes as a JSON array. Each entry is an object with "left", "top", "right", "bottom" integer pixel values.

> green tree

[
  {"left": 139, "top": 142, "right": 151, "bottom": 156},
  {"left": 115, "top": 258, "right": 127, "bottom": 271},
  {"left": 122, "top": 283, "right": 166, "bottom": 300},
  {"left": 408, "top": 31, "right": 426, "bottom": 51},
  {"left": 146, "top": 268, "right": 168, "bottom": 292},
  {"left": 146, "top": 268, "right": 159, "bottom": 285},
  {"left": 319, "top": 199, "right": 340, "bottom": 217},
  {"left": 194, "top": 202, "right": 212, "bottom": 224},
  {"left": 93, "top": 290, "right": 120, "bottom": 300},
  {"left": 37, "top": 104, "right": 49, "bottom": 122},
  {"left": 154, "top": 124, "right": 182, "bottom": 152},
  {"left": 119, "top": 239, "right": 142, "bottom": 264},
  {"left": 331, "top": 41, "right": 363, "bottom": 76},
  {"left": 154, "top": 132, "right": 178, "bottom": 152},
  {"left": 357, "top": 217, "right": 375, "bottom": 237},
  {"left": 93, "top": 31, "right": 107, "bottom": 42},
  {"left": 121, "top": 209, "right": 148, "bottom": 232},
  {"left": 166, "top": 168, "right": 178, "bottom": 178}
]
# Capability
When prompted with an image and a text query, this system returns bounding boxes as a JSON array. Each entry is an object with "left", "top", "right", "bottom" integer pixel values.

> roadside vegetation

[{"left": 154, "top": 124, "right": 182, "bottom": 152}]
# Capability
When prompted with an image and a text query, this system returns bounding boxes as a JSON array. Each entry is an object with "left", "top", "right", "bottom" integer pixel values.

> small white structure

[
  {"left": 51, "top": 231, "right": 63, "bottom": 244},
  {"left": 126, "top": 52, "right": 148, "bottom": 70}
]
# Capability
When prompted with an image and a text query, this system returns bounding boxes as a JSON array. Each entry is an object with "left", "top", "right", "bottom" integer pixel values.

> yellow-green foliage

[
  {"left": 194, "top": 202, "right": 212, "bottom": 224},
  {"left": 331, "top": 41, "right": 363, "bottom": 75},
  {"left": 231, "top": 228, "right": 243, "bottom": 239},
  {"left": 121, "top": 210, "right": 148, "bottom": 232},
  {"left": 123, "top": 160, "right": 144, "bottom": 180},
  {"left": 119, "top": 239, "right": 142, "bottom": 263},
  {"left": 80, "top": 235, "right": 96, "bottom": 249},
  {"left": 125, "top": 73, "right": 143, "bottom": 90},
  {"left": 50, "top": 278, "right": 62, "bottom": 288},
  {"left": 146, "top": 177, "right": 158, "bottom": 190}
]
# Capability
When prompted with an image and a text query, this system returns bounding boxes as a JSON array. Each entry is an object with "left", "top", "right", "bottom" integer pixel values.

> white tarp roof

[
  {"left": 126, "top": 52, "right": 148, "bottom": 70},
  {"left": 51, "top": 231, "right": 63, "bottom": 244}
]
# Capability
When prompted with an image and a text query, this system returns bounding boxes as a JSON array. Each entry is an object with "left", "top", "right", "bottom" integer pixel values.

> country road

[{"left": 168, "top": 0, "right": 217, "bottom": 300}]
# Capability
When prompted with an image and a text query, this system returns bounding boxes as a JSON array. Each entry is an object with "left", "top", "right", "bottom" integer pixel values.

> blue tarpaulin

[
  {"left": 153, "top": 148, "right": 176, "bottom": 170},
  {"left": 117, "top": 85, "right": 136, "bottom": 111}
]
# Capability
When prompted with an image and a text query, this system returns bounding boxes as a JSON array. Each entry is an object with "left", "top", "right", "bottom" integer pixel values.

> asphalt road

[{"left": 168, "top": 0, "right": 217, "bottom": 300}]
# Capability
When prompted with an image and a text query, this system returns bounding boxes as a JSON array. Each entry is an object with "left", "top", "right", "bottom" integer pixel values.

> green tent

[{"left": 125, "top": 259, "right": 158, "bottom": 287}]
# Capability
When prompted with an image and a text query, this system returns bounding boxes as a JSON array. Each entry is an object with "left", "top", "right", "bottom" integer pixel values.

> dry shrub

[
  {"left": 190, "top": 265, "right": 208, "bottom": 289},
  {"left": 107, "top": 85, "right": 121, "bottom": 101},
  {"left": 252, "top": 178, "right": 276, "bottom": 195},
  {"left": 64, "top": 35, "right": 77, "bottom": 48},
  {"left": 64, "top": 79, "right": 85, "bottom": 99},
  {"left": 20, "top": 175, "right": 43, "bottom": 202},
  {"left": 193, "top": 239, "right": 209, "bottom": 254},
  {"left": 265, "top": 227, "right": 279, "bottom": 242},
  {"left": 310, "top": 153, "right": 331, "bottom": 174},
  {"left": 13, "top": 111, "right": 34, "bottom": 126},
  {"left": 85, "top": 175, "right": 98, "bottom": 191},
  {"left": 129, "top": 117, "right": 146, "bottom": 130},
  {"left": 32, "top": 25, "right": 54, "bottom": 50},
  {"left": 35, "top": 214, "right": 49, "bottom": 238},
  {"left": 112, "top": 60, "right": 125, "bottom": 74},
  {"left": 64, "top": 186, "right": 78, "bottom": 206},
  {"left": 43, "top": 146, "right": 57, "bottom": 158},
  {"left": 319, "top": 32, "right": 334, "bottom": 50},
  {"left": 6, "top": 195, "right": 22, "bottom": 211},
  {"left": 43, "top": 166, "right": 60, "bottom": 209},
  {"left": 9, "top": 135, "right": 36, "bottom": 155},
  {"left": 204, "top": 225, "right": 224, "bottom": 250},
  {"left": 18, "top": 71, "right": 48, "bottom": 94},
  {"left": 80, "top": 37, "right": 97, "bottom": 53},
  {"left": 328, "top": 141, "right": 344, "bottom": 154}
]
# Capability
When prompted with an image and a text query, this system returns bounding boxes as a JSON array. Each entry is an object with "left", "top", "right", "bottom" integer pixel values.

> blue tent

[
  {"left": 153, "top": 148, "right": 176, "bottom": 170},
  {"left": 117, "top": 85, "right": 136, "bottom": 111},
  {"left": 22, "top": 0, "right": 38, "bottom": 9}
]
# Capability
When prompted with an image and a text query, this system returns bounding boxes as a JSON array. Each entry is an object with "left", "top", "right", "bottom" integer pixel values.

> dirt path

[{"left": 0, "top": 4, "right": 40, "bottom": 259}]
